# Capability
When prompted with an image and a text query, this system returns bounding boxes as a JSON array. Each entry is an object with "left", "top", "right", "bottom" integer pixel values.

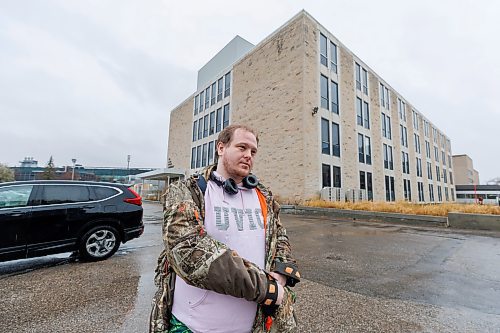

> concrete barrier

[
  {"left": 448, "top": 212, "right": 500, "bottom": 231},
  {"left": 281, "top": 205, "right": 447, "bottom": 227}
]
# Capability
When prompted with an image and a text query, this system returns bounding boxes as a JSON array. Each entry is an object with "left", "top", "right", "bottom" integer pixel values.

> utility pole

[
  {"left": 71, "top": 158, "right": 77, "bottom": 180},
  {"left": 127, "top": 154, "right": 131, "bottom": 183}
]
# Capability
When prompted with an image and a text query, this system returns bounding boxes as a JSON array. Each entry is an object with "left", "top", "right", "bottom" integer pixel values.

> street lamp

[
  {"left": 127, "top": 155, "right": 131, "bottom": 183},
  {"left": 71, "top": 158, "right": 77, "bottom": 180}
]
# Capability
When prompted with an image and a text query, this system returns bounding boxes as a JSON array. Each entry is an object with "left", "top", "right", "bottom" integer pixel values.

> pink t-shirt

[{"left": 172, "top": 172, "right": 266, "bottom": 333}]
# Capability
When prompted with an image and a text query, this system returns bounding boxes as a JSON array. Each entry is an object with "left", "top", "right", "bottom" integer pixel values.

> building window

[
  {"left": 436, "top": 166, "right": 441, "bottom": 181},
  {"left": 385, "top": 175, "right": 395, "bottom": 201},
  {"left": 321, "top": 75, "right": 329, "bottom": 109},
  {"left": 191, "top": 147, "right": 196, "bottom": 169},
  {"left": 332, "top": 122, "right": 340, "bottom": 157},
  {"left": 192, "top": 121, "right": 197, "bottom": 142},
  {"left": 425, "top": 141, "right": 431, "bottom": 158},
  {"left": 322, "top": 164, "right": 331, "bottom": 187},
  {"left": 451, "top": 188, "right": 455, "bottom": 201},
  {"left": 197, "top": 118, "right": 203, "bottom": 140},
  {"left": 356, "top": 98, "right": 362, "bottom": 126},
  {"left": 209, "top": 111, "right": 215, "bottom": 135},
  {"left": 412, "top": 110, "right": 420, "bottom": 131},
  {"left": 427, "top": 162, "right": 433, "bottom": 180},
  {"left": 398, "top": 98, "right": 406, "bottom": 122},
  {"left": 203, "top": 115, "right": 209, "bottom": 138},
  {"left": 321, "top": 118, "right": 330, "bottom": 155},
  {"left": 402, "top": 152, "right": 410, "bottom": 174},
  {"left": 450, "top": 171, "right": 453, "bottom": 185},
  {"left": 205, "top": 87, "right": 210, "bottom": 109},
  {"left": 355, "top": 63, "right": 361, "bottom": 91},
  {"left": 356, "top": 99, "right": 370, "bottom": 129},
  {"left": 367, "top": 172, "right": 373, "bottom": 200},
  {"left": 383, "top": 144, "right": 393, "bottom": 170},
  {"left": 330, "top": 41, "right": 338, "bottom": 73},
  {"left": 382, "top": 113, "right": 392, "bottom": 139},
  {"left": 360, "top": 171, "right": 366, "bottom": 190},
  {"left": 448, "top": 155, "right": 452, "bottom": 167},
  {"left": 224, "top": 72, "right": 231, "bottom": 97},
  {"left": 211, "top": 83, "right": 216, "bottom": 106},
  {"left": 434, "top": 146, "right": 439, "bottom": 162},
  {"left": 199, "top": 91, "right": 204, "bottom": 112},
  {"left": 196, "top": 145, "right": 201, "bottom": 168},
  {"left": 320, "top": 33, "right": 328, "bottom": 67},
  {"left": 442, "top": 151, "right": 446, "bottom": 166},
  {"left": 194, "top": 95, "right": 199, "bottom": 115},
  {"left": 416, "top": 157, "right": 422, "bottom": 177},
  {"left": 202, "top": 143, "right": 208, "bottom": 167},
  {"left": 333, "top": 166, "right": 341, "bottom": 187},
  {"left": 331, "top": 81, "right": 339, "bottom": 114},
  {"left": 403, "top": 179, "right": 412, "bottom": 201},
  {"left": 216, "top": 107, "right": 222, "bottom": 133},
  {"left": 362, "top": 68, "right": 368, "bottom": 95},
  {"left": 223, "top": 104, "right": 230, "bottom": 128},
  {"left": 363, "top": 102, "right": 370, "bottom": 129},
  {"left": 414, "top": 134, "right": 421, "bottom": 154},
  {"left": 437, "top": 185, "right": 442, "bottom": 202},
  {"left": 365, "top": 136, "right": 371, "bottom": 165},
  {"left": 380, "top": 83, "right": 390, "bottom": 109},
  {"left": 424, "top": 120, "right": 430, "bottom": 137},
  {"left": 418, "top": 182, "right": 424, "bottom": 202},
  {"left": 208, "top": 141, "right": 214, "bottom": 165},
  {"left": 443, "top": 169, "right": 448, "bottom": 183},
  {"left": 400, "top": 125, "right": 408, "bottom": 147},
  {"left": 358, "top": 134, "right": 365, "bottom": 163},
  {"left": 445, "top": 187, "right": 449, "bottom": 201},
  {"left": 217, "top": 77, "right": 223, "bottom": 102}
]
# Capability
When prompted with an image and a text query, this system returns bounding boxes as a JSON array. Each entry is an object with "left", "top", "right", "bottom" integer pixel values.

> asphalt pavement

[{"left": 0, "top": 201, "right": 499, "bottom": 332}]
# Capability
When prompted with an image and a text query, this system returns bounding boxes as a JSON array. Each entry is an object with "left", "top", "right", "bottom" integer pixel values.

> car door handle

[{"left": 8, "top": 211, "right": 24, "bottom": 217}]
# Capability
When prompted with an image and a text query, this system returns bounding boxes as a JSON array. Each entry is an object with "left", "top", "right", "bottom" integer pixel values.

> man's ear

[{"left": 216, "top": 141, "right": 225, "bottom": 155}]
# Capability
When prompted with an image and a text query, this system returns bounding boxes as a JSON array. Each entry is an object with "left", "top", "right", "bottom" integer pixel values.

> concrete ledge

[
  {"left": 448, "top": 212, "right": 500, "bottom": 231},
  {"left": 281, "top": 205, "right": 447, "bottom": 227}
]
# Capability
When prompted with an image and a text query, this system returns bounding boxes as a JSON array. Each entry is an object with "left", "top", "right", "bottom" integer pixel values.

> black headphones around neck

[{"left": 209, "top": 171, "right": 259, "bottom": 195}]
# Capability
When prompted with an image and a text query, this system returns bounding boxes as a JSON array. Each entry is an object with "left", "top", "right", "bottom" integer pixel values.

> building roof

[{"left": 455, "top": 185, "right": 500, "bottom": 191}]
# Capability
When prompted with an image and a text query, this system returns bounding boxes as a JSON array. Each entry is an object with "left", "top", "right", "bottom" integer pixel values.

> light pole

[
  {"left": 127, "top": 155, "right": 131, "bottom": 183},
  {"left": 71, "top": 158, "right": 77, "bottom": 180}
]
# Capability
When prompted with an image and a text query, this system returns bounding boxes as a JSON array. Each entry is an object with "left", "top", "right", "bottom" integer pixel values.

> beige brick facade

[{"left": 166, "top": 10, "right": 455, "bottom": 203}]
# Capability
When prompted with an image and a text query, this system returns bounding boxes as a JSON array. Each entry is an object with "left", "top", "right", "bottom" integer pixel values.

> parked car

[{"left": 0, "top": 180, "right": 144, "bottom": 262}]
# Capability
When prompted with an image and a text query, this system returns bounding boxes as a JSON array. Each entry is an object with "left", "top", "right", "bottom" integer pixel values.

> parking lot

[{"left": 1, "top": 202, "right": 499, "bottom": 332}]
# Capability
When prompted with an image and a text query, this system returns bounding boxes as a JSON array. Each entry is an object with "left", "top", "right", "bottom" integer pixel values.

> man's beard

[{"left": 222, "top": 157, "right": 249, "bottom": 181}]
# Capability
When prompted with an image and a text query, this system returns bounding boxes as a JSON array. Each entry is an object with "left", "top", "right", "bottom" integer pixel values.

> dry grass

[{"left": 303, "top": 200, "right": 500, "bottom": 217}]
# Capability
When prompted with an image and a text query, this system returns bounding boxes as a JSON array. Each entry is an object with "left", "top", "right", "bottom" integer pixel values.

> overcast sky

[{"left": 1, "top": 0, "right": 498, "bottom": 183}]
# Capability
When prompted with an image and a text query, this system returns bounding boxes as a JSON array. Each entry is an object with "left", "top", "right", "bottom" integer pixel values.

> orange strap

[{"left": 256, "top": 189, "right": 268, "bottom": 231}]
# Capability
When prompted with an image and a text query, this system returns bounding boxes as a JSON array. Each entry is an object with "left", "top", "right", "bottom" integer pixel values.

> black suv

[{"left": 0, "top": 180, "right": 144, "bottom": 262}]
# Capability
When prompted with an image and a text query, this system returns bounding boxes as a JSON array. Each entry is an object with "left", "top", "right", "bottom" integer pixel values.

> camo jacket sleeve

[
  {"left": 162, "top": 180, "right": 272, "bottom": 304},
  {"left": 269, "top": 197, "right": 301, "bottom": 287}
]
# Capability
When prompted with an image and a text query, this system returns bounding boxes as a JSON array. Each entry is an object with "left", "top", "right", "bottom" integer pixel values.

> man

[{"left": 150, "top": 124, "right": 300, "bottom": 333}]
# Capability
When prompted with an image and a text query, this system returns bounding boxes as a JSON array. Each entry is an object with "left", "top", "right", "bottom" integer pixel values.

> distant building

[
  {"left": 167, "top": 10, "right": 455, "bottom": 203},
  {"left": 455, "top": 185, "right": 500, "bottom": 205},
  {"left": 452, "top": 154, "right": 480, "bottom": 185}
]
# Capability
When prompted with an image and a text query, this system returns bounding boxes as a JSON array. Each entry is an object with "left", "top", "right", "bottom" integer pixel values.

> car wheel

[{"left": 79, "top": 225, "right": 121, "bottom": 261}]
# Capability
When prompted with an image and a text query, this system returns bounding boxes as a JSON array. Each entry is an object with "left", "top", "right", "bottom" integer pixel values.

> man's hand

[{"left": 269, "top": 271, "right": 286, "bottom": 287}]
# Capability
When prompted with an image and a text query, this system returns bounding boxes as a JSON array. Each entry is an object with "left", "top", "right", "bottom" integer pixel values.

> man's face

[{"left": 217, "top": 129, "right": 258, "bottom": 181}]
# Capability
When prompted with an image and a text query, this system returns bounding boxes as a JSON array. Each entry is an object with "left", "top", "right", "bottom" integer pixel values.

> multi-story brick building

[{"left": 167, "top": 10, "right": 455, "bottom": 203}]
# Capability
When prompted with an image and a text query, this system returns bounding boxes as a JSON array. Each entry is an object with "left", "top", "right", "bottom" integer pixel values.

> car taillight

[{"left": 124, "top": 187, "right": 142, "bottom": 206}]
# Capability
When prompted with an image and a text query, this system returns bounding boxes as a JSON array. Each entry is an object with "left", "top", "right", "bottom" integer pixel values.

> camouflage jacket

[{"left": 149, "top": 165, "right": 300, "bottom": 333}]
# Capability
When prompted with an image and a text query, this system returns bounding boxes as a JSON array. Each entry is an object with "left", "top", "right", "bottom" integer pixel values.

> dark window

[
  {"left": 224, "top": 72, "right": 231, "bottom": 97},
  {"left": 320, "top": 33, "right": 328, "bottom": 67},
  {"left": 367, "top": 172, "right": 373, "bottom": 201},
  {"left": 320, "top": 75, "right": 329, "bottom": 109},
  {"left": 197, "top": 119, "right": 203, "bottom": 140},
  {"left": 217, "top": 78, "right": 223, "bottom": 102},
  {"left": 0, "top": 185, "right": 33, "bottom": 208},
  {"left": 332, "top": 122, "right": 340, "bottom": 157},
  {"left": 209, "top": 111, "right": 215, "bottom": 135},
  {"left": 356, "top": 98, "right": 363, "bottom": 126},
  {"left": 192, "top": 121, "right": 197, "bottom": 142},
  {"left": 365, "top": 136, "right": 371, "bottom": 165},
  {"left": 211, "top": 83, "right": 216, "bottom": 105},
  {"left": 199, "top": 91, "right": 204, "bottom": 112},
  {"left": 333, "top": 166, "right": 341, "bottom": 188},
  {"left": 40, "top": 185, "right": 91, "bottom": 205},
  {"left": 223, "top": 104, "right": 230, "bottom": 128},
  {"left": 363, "top": 102, "right": 370, "bottom": 129},
  {"left": 362, "top": 69, "right": 368, "bottom": 95},
  {"left": 216, "top": 108, "right": 222, "bottom": 132},
  {"left": 202, "top": 144, "right": 207, "bottom": 167},
  {"left": 191, "top": 147, "right": 196, "bottom": 169},
  {"left": 203, "top": 115, "right": 209, "bottom": 138},
  {"left": 360, "top": 171, "right": 366, "bottom": 189},
  {"left": 331, "top": 81, "right": 339, "bottom": 114},
  {"left": 330, "top": 42, "right": 337, "bottom": 73},
  {"left": 322, "top": 164, "right": 331, "bottom": 188},
  {"left": 355, "top": 63, "right": 361, "bottom": 90},
  {"left": 208, "top": 141, "right": 214, "bottom": 165},
  {"left": 358, "top": 133, "right": 364, "bottom": 163},
  {"left": 196, "top": 146, "right": 201, "bottom": 168},
  {"left": 194, "top": 95, "right": 199, "bottom": 115},
  {"left": 205, "top": 87, "right": 210, "bottom": 109},
  {"left": 321, "top": 118, "right": 330, "bottom": 155},
  {"left": 93, "top": 186, "right": 118, "bottom": 200}
]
